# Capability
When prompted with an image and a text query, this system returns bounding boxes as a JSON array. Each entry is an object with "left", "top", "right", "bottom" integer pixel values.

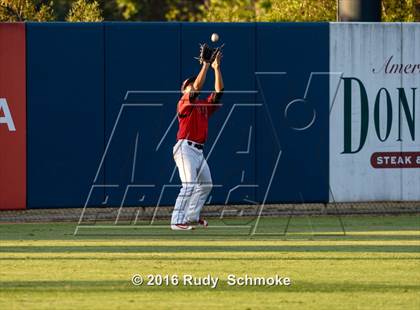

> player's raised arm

[
  {"left": 212, "top": 51, "right": 224, "bottom": 93},
  {"left": 192, "top": 62, "right": 210, "bottom": 92},
  {"left": 193, "top": 43, "right": 220, "bottom": 92}
]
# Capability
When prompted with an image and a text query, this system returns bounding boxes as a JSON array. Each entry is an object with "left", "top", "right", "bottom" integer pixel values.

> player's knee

[{"left": 180, "top": 184, "right": 194, "bottom": 196}]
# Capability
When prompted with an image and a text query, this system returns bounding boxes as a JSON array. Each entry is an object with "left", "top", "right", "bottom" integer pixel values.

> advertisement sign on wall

[
  {"left": 330, "top": 23, "right": 420, "bottom": 202},
  {"left": 0, "top": 23, "right": 26, "bottom": 210}
]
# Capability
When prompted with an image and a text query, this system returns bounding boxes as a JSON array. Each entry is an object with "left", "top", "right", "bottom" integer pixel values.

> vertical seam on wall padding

[
  {"left": 180, "top": 22, "right": 183, "bottom": 113},
  {"left": 326, "top": 22, "right": 330, "bottom": 204},
  {"left": 103, "top": 22, "right": 106, "bottom": 203},
  {"left": 328, "top": 22, "right": 334, "bottom": 203},
  {"left": 254, "top": 22, "right": 257, "bottom": 203},
  {"left": 25, "top": 22, "right": 29, "bottom": 209}
]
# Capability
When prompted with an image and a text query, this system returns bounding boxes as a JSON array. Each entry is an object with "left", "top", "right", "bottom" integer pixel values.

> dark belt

[{"left": 187, "top": 141, "right": 204, "bottom": 150}]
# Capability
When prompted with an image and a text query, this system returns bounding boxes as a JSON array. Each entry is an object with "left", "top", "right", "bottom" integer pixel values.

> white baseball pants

[{"left": 171, "top": 139, "right": 212, "bottom": 224}]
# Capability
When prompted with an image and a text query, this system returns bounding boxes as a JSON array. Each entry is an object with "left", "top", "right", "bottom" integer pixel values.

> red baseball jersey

[{"left": 176, "top": 91, "right": 223, "bottom": 144}]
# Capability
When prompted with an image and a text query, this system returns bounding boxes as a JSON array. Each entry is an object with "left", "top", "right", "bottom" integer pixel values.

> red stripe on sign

[
  {"left": 371, "top": 152, "right": 420, "bottom": 169},
  {"left": 0, "top": 23, "right": 26, "bottom": 210}
]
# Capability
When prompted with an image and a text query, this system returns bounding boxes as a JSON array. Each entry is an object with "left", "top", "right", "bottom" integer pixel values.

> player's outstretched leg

[
  {"left": 184, "top": 158, "right": 212, "bottom": 228},
  {"left": 171, "top": 141, "right": 198, "bottom": 231}
]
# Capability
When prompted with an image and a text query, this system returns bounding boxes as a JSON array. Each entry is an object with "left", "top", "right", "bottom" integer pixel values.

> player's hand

[{"left": 212, "top": 51, "right": 222, "bottom": 70}]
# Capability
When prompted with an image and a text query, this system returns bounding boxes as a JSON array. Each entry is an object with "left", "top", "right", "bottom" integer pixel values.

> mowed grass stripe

[
  {"left": 1, "top": 245, "right": 419, "bottom": 253},
  {"left": 0, "top": 215, "right": 419, "bottom": 309}
]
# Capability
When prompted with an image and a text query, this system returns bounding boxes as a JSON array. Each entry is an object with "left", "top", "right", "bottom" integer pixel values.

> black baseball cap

[{"left": 181, "top": 76, "right": 196, "bottom": 92}]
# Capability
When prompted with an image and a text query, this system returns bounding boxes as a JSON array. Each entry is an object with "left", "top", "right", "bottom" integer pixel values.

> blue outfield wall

[
  {"left": 25, "top": 22, "right": 329, "bottom": 208},
  {"left": 27, "top": 23, "right": 105, "bottom": 208},
  {"left": 255, "top": 23, "right": 330, "bottom": 203}
]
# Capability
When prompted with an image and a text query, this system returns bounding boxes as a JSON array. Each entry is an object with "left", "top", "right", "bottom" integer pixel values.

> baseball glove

[{"left": 196, "top": 43, "right": 224, "bottom": 64}]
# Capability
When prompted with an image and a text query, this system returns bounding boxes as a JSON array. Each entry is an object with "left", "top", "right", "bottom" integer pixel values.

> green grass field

[{"left": 0, "top": 215, "right": 419, "bottom": 309}]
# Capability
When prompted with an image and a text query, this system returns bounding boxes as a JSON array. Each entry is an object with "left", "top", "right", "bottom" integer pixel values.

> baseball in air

[{"left": 211, "top": 33, "right": 219, "bottom": 42}]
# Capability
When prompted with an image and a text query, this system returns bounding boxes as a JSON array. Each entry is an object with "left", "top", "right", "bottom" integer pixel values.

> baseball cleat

[
  {"left": 171, "top": 224, "right": 193, "bottom": 231},
  {"left": 197, "top": 218, "right": 208, "bottom": 228}
]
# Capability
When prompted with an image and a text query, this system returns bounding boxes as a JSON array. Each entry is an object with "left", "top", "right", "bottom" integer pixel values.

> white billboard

[{"left": 329, "top": 23, "right": 420, "bottom": 202}]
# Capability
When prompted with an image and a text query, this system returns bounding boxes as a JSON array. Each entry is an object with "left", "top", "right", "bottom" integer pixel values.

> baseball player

[{"left": 171, "top": 45, "right": 224, "bottom": 231}]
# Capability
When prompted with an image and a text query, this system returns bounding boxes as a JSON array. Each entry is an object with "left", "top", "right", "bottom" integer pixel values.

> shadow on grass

[
  {"left": 0, "top": 279, "right": 419, "bottom": 293},
  {"left": 0, "top": 256, "right": 419, "bottom": 261},
  {"left": 1, "top": 245, "right": 419, "bottom": 253},
  {"left": 0, "top": 215, "right": 418, "bottom": 240}
]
